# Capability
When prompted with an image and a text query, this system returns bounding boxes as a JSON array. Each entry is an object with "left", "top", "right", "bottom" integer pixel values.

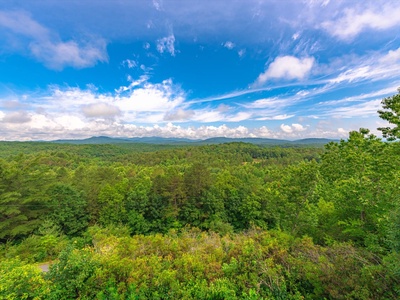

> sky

[{"left": 0, "top": 0, "right": 400, "bottom": 141}]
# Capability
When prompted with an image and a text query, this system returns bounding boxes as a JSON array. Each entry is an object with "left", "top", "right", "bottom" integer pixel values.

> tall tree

[
  {"left": 378, "top": 88, "right": 400, "bottom": 140},
  {"left": 98, "top": 183, "right": 126, "bottom": 226},
  {"left": 47, "top": 184, "right": 89, "bottom": 236},
  {"left": 0, "top": 159, "right": 50, "bottom": 241}
]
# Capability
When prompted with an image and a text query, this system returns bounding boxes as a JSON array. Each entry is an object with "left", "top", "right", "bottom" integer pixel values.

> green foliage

[
  {"left": 378, "top": 87, "right": 400, "bottom": 140},
  {"left": 0, "top": 158, "right": 56, "bottom": 241},
  {"left": 47, "top": 184, "right": 89, "bottom": 236},
  {"left": 0, "top": 258, "right": 50, "bottom": 299},
  {"left": 1, "top": 226, "right": 399, "bottom": 299},
  {"left": 46, "top": 244, "right": 100, "bottom": 299},
  {"left": 98, "top": 183, "right": 126, "bottom": 226}
]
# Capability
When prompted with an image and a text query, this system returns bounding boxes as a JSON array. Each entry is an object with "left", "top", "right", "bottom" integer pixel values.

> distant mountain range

[{"left": 52, "top": 136, "right": 339, "bottom": 145}]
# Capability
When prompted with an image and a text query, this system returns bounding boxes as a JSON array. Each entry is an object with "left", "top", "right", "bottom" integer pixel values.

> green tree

[
  {"left": 125, "top": 175, "right": 153, "bottom": 234},
  {"left": 0, "top": 160, "right": 48, "bottom": 241},
  {"left": 47, "top": 184, "right": 89, "bottom": 236},
  {"left": 184, "top": 162, "right": 212, "bottom": 199},
  {"left": 152, "top": 167, "right": 186, "bottom": 218},
  {"left": 378, "top": 88, "right": 400, "bottom": 140},
  {"left": 318, "top": 129, "right": 397, "bottom": 248},
  {"left": 46, "top": 245, "right": 99, "bottom": 299},
  {"left": 98, "top": 183, "right": 126, "bottom": 226},
  {"left": 267, "top": 161, "right": 319, "bottom": 235}
]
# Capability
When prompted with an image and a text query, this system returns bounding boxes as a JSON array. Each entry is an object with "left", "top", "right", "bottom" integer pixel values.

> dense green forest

[{"left": 1, "top": 91, "right": 400, "bottom": 299}]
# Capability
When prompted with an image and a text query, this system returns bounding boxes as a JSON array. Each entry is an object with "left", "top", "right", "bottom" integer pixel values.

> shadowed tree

[
  {"left": 0, "top": 160, "right": 50, "bottom": 241},
  {"left": 47, "top": 184, "right": 89, "bottom": 236}
]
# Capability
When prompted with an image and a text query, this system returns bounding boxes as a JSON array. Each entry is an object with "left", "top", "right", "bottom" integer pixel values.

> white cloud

[
  {"left": 244, "top": 97, "right": 286, "bottom": 109},
  {"left": 152, "top": 0, "right": 162, "bottom": 11},
  {"left": 2, "top": 111, "right": 31, "bottom": 123},
  {"left": 122, "top": 59, "right": 138, "bottom": 69},
  {"left": 304, "top": 0, "right": 330, "bottom": 7},
  {"left": 115, "top": 75, "right": 149, "bottom": 94},
  {"left": 192, "top": 110, "right": 225, "bottom": 123},
  {"left": 238, "top": 49, "right": 246, "bottom": 57},
  {"left": 36, "top": 84, "right": 182, "bottom": 125},
  {"left": 117, "top": 79, "right": 184, "bottom": 114},
  {"left": 256, "top": 114, "right": 294, "bottom": 121},
  {"left": 322, "top": 4, "right": 400, "bottom": 40},
  {"left": 23, "top": 77, "right": 186, "bottom": 125},
  {"left": 54, "top": 115, "right": 87, "bottom": 130},
  {"left": 29, "top": 39, "right": 108, "bottom": 70},
  {"left": 292, "top": 123, "right": 306, "bottom": 131},
  {"left": 379, "top": 47, "right": 400, "bottom": 64},
  {"left": 185, "top": 107, "right": 254, "bottom": 124},
  {"left": 329, "top": 66, "right": 371, "bottom": 84},
  {"left": 164, "top": 109, "right": 194, "bottom": 121},
  {"left": 223, "top": 41, "right": 235, "bottom": 49},
  {"left": 217, "top": 104, "right": 230, "bottom": 112},
  {"left": 0, "top": 120, "right": 274, "bottom": 141},
  {"left": 156, "top": 35, "right": 176, "bottom": 56},
  {"left": 0, "top": 105, "right": 369, "bottom": 141},
  {"left": 44, "top": 87, "right": 109, "bottom": 112},
  {"left": 0, "top": 10, "right": 108, "bottom": 70},
  {"left": 0, "top": 10, "right": 47, "bottom": 39},
  {"left": 319, "top": 86, "right": 398, "bottom": 106},
  {"left": 280, "top": 123, "right": 307, "bottom": 134},
  {"left": 326, "top": 99, "right": 382, "bottom": 118},
  {"left": 318, "top": 48, "right": 400, "bottom": 87},
  {"left": 226, "top": 112, "right": 252, "bottom": 122},
  {"left": 256, "top": 56, "right": 315, "bottom": 85},
  {"left": 241, "top": 95, "right": 302, "bottom": 122},
  {"left": 2, "top": 100, "right": 26, "bottom": 109},
  {"left": 189, "top": 124, "right": 251, "bottom": 139},
  {"left": 252, "top": 126, "right": 270, "bottom": 137},
  {"left": 296, "top": 90, "right": 310, "bottom": 97},
  {"left": 164, "top": 107, "right": 253, "bottom": 124},
  {"left": 280, "top": 124, "right": 293, "bottom": 133},
  {"left": 143, "top": 42, "right": 150, "bottom": 50},
  {"left": 82, "top": 103, "right": 121, "bottom": 118}
]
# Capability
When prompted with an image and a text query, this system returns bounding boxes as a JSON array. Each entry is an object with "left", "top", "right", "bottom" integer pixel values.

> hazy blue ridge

[{"left": 50, "top": 136, "right": 338, "bottom": 145}]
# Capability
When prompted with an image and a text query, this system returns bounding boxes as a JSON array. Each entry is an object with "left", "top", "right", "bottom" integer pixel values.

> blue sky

[{"left": 0, "top": 0, "right": 400, "bottom": 140}]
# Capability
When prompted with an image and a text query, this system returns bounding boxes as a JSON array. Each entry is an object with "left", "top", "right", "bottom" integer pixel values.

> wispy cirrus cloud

[
  {"left": 256, "top": 114, "right": 294, "bottom": 121},
  {"left": 243, "top": 97, "right": 290, "bottom": 109},
  {"left": 325, "top": 47, "right": 400, "bottom": 85},
  {"left": 318, "top": 86, "right": 399, "bottom": 106},
  {"left": 0, "top": 10, "right": 108, "bottom": 70},
  {"left": 325, "top": 99, "right": 382, "bottom": 118},
  {"left": 321, "top": 3, "right": 400, "bottom": 40}
]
